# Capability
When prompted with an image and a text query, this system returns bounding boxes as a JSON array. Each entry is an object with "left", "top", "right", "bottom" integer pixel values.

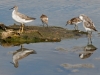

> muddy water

[{"left": 0, "top": 0, "right": 100, "bottom": 75}]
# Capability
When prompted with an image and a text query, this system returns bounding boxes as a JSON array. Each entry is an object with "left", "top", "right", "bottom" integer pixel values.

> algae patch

[{"left": 0, "top": 24, "right": 87, "bottom": 44}]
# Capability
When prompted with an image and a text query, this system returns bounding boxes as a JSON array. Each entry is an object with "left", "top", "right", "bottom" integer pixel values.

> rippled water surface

[{"left": 0, "top": 0, "right": 100, "bottom": 75}]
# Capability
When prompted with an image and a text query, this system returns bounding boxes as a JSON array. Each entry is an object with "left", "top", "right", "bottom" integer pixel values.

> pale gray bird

[
  {"left": 79, "top": 14, "right": 97, "bottom": 44},
  {"left": 79, "top": 14, "right": 97, "bottom": 33},
  {"left": 10, "top": 6, "right": 36, "bottom": 33}
]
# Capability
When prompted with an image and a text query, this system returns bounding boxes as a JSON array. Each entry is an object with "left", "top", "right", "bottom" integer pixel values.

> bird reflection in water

[
  {"left": 10, "top": 45, "right": 37, "bottom": 68},
  {"left": 79, "top": 41, "right": 97, "bottom": 59}
]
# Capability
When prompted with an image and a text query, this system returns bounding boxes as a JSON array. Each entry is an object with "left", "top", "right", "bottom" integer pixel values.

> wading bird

[
  {"left": 10, "top": 6, "right": 36, "bottom": 33},
  {"left": 79, "top": 14, "right": 97, "bottom": 44},
  {"left": 66, "top": 17, "right": 82, "bottom": 30},
  {"left": 40, "top": 14, "right": 48, "bottom": 27}
]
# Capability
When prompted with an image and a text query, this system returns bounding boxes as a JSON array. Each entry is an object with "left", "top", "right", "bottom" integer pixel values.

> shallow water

[{"left": 0, "top": 0, "right": 100, "bottom": 75}]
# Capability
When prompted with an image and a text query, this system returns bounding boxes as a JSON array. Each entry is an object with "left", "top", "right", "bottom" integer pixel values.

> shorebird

[
  {"left": 79, "top": 14, "right": 97, "bottom": 34},
  {"left": 40, "top": 14, "right": 48, "bottom": 27},
  {"left": 10, "top": 45, "right": 37, "bottom": 68},
  {"left": 79, "top": 14, "right": 97, "bottom": 44},
  {"left": 10, "top": 6, "right": 36, "bottom": 33},
  {"left": 66, "top": 17, "right": 82, "bottom": 30}
]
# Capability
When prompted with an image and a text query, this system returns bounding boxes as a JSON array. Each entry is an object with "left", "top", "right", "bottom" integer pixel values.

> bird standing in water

[{"left": 79, "top": 14, "right": 97, "bottom": 44}]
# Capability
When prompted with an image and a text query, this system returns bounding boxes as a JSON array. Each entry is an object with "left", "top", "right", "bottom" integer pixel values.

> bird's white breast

[{"left": 12, "top": 10, "right": 33, "bottom": 23}]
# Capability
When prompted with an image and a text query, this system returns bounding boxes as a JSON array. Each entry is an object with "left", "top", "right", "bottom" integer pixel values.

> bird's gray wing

[
  {"left": 83, "top": 15, "right": 93, "bottom": 24},
  {"left": 82, "top": 14, "right": 97, "bottom": 31},
  {"left": 17, "top": 12, "right": 36, "bottom": 20},
  {"left": 84, "top": 21, "right": 97, "bottom": 31}
]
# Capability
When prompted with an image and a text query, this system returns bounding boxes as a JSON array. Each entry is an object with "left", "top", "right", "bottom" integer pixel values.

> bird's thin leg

[
  {"left": 19, "top": 24, "right": 22, "bottom": 33},
  {"left": 87, "top": 36, "right": 90, "bottom": 45},
  {"left": 42, "top": 21, "right": 44, "bottom": 27},
  {"left": 46, "top": 23, "right": 48, "bottom": 28},
  {"left": 21, "top": 45, "right": 23, "bottom": 51},
  {"left": 87, "top": 32, "right": 92, "bottom": 45},
  {"left": 87, "top": 36, "right": 91, "bottom": 45},
  {"left": 90, "top": 31, "right": 92, "bottom": 35},
  {"left": 74, "top": 25, "right": 76, "bottom": 30},
  {"left": 90, "top": 31, "right": 92, "bottom": 44},
  {"left": 21, "top": 45, "right": 22, "bottom": 49},
  {"left": 21, "top": 23, "right": 24, "bottom": 33},
  {"left": 75, "top": 24, "right": 77, "bottom": 30},
  {"left": 87, "top": 32, "right": 90, "bottom": 45},
  {"left": 88, "top": 34, "right": 92, "bottom": 45},
  {"left": 86, "top": 31, "right": 88, "bottom": 37},
  {"left": 90, "top": 36, "right": 92, "bottom": 44},
  {"left": 76, "top": 25, "right": 78, "bottom": 30}
]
